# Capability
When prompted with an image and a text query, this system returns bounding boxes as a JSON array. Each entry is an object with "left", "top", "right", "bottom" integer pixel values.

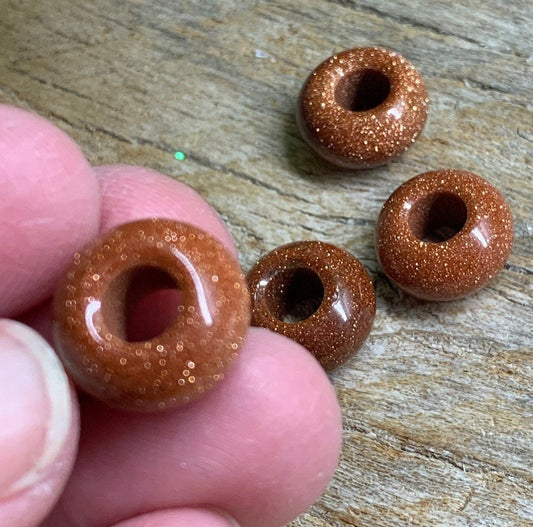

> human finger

[
  {"left": 0, "top": 320, "right": 79, "bottom": 527},
  {"left": 94, "top": 164, "right": 237, "bottom": 255},
  {"left": 109, "top": 507, "right": 240, "bottom": 527},
  {"left": 43, "top": 328, "right": 342, "bottom": 527},
  {"left": 0, "top": 104, "right": 100, "bottom": 317}
]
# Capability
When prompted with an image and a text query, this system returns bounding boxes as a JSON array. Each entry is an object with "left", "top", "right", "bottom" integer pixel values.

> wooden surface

[{"left": 1, "top": 1, "right": 532, "bottom": 525}]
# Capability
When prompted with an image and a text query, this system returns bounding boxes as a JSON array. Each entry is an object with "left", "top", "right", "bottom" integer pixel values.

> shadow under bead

[
  {"left": 297, "top": 47, "right": 429, "bottom": 169},
  {"left": 375, "top": 169, "right": 514, "bottom": 301},
  {"left": 53, "top": 218, "right": 251, "bottom": 412},
  {"left": 247, "top": 241, "right": 376, "bottom": 371}
]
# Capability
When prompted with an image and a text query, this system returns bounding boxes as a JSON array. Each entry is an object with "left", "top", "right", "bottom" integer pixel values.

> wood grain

[{"left": 1, "top": 0, "right": 531, "bottom": 525}]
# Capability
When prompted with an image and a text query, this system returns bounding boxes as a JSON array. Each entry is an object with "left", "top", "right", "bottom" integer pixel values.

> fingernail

[
  {"left": 0, "top": 319, "right": 72, "bottom": 498},
  {"left": 206, "top": 508, "right": 242, "bottom": 527},
  {"left": 219, "top": 511, "right": 242, "bottom": 527}
]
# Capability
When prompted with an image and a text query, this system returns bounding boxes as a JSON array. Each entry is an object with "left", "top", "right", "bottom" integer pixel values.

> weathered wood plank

[{"left": 1, "top": 0, "right": 531, "bottom": 525}]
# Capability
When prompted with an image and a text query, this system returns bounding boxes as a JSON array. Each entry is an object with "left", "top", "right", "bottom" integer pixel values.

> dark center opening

[
  {"left": 335, "top": 69, "right": 391, "bottom": 112},
  {"left": 102, "top": 266, "right": 183, "bottom": 342},
  {"left": 409, "top": 192, "right": 468, "bottom": 243},
  {"left": 265, "top": 267, "right": 324, "bottom": 323}
]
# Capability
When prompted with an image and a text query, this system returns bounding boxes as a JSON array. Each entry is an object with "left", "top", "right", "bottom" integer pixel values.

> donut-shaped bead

[
  {"left": 53, "top": 218, "right": 250, "bottom": 411},
  {"left": 376, "top": 169, "right": 514, "bottom": 301},
  {"left": 247, "top": 241, "right": 376, "bottom": 371},
  {"left": 297, "top": 47, "right": 429, "bottom": 169}
]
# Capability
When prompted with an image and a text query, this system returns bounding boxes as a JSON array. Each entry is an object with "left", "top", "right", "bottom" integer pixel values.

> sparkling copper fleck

[
  {"left": 376, "top": 169, "right": 514, "bottom": 301},
  {"left": 53, "top": 218, "right": 250, "bottom": 412},
  {"left": 247, "top": 241, "right": 376, "bottom": 371},
  {"left": 297, "top": 47, "right": 429, "bottom": 169}
]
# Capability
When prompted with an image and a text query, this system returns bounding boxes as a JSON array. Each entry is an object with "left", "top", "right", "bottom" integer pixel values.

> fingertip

[
  {"left": 225, "top": 327, "right": 343, "bottom": 457},
  {"left": 0, "top": 320, "right": 79, "bottom": 526},
  {"left": 94, "top": 164, "right": 237, "bottom": 256},
  {"left": 0, "top": 104, "right": 100, "bottom": 317},
  {"left": 110, "top": 508, "right": 240, "bottom": 527},
  {"left": 48, "top": 327, "right": 341, "bottom": 527},
  {"left": 194, "top": 327, "right": 343, "bottom": 526},
  {"left": 220, "top": 328, "right": 343, "bottom": 524},
  {"left": 1, "top": 400, "right": 79, "bottom": 527}
]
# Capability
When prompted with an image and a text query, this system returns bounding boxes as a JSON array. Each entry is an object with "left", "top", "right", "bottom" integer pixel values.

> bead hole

[
  {"left": 409, "top": 192, "right": 468, "bottom": 243},
  {"left": 103, "top": 266, "right": 183, "bottom": 342},
  {"left": 335, "top": 69, "right": 391, "bottom": 112},
  {"left": 265, "top": 268, "right": 324, "bottom": 323}
]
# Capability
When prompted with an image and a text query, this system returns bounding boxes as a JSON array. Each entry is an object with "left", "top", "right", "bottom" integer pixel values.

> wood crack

[
  {"left": 347, "top": 420, "right": 533, "bottom": 486},
  {"left": 222, "top": 214, "right": 267, "bottom": 245},
  {"left": 91, "top": 125, "right": 135, "bottom": 144},
  {"left": 184, "top": 151, "right": 315, "bottom": 205},
  {"left": 81, "top": 4, "right": 136, "bottom": 31},
  {"left": 452, "top": 74, "right": 525, "bottom": 98},
  {"left": 323, "top": 0, "right": 481, "bottom": 47},
  {"left": 504, "top": 263, "right": 533, "bottom": 276},
  {"left": 457, "top": 487, "right": 475, "bottom": 512},
  {"left": 368, "top": 327, "right": 527, "bottom": 351},
  {"left": 487, "top": 287, "right": 531, "bottom": 308},
  {"left": 304, "top": 210, "right": 375, "bottom": 227},
  {"left": 252, "top": 208, "right": 331, "bottom": 237},
  {"left": 517, "top": 128, "right": 533, "bottom": 142},
  {"left": 44, "top": 110, "right": 81, "bottom": 131},
  {"left": 7, "top": 67, "right": 115, "bottom": 110}
]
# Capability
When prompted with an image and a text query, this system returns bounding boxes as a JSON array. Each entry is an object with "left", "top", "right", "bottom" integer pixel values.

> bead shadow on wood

[{"left": 281, "top": 104, "right": 383, "bottom": 184}]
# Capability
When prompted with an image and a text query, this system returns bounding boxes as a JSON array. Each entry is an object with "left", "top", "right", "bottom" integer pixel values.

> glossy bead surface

[
  {"left": 376, "top": 169, "right": 514, "bottom": 301},
  {"left": 297, "top": 47, "right": 429, "bottom": 169},
  {"left": 53, "top": 218, "right": 250, "bottom": 412},
  {"left": 247, "top": 241, "right": 376, "bottom": 371}
]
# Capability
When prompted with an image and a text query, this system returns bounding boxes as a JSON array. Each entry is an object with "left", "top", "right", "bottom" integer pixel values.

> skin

[
  {"left": 0, "top": 104, "right": 100, "bottom": 318},
  {"left": 0, "top": 126, "right": 342, "bottom": 527}
]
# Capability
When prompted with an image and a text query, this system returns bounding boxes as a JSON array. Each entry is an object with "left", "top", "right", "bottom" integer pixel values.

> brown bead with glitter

[
  {"left": 53, "top": 218, "right": 250, "bottom": 412},
  {"left": 247, "top": 241, "right": 376, "bottom": 371},
  {"left": 297, "top": 47, "right": 429, "bottom": 169},
  {"left": 376, "top": 169, "right": 514, "bottom": 301}
]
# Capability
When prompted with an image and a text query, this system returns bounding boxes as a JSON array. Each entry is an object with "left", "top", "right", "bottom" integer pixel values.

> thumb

[
  {"left": 110, "top": 508, "right": 241, "bottom": 527},
  {"left": 0, "top": 320, "right": 79, "bottom": 527}
]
